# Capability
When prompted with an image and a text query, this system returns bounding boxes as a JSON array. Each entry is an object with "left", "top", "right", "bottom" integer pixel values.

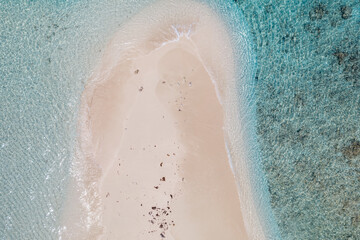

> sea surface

[
  {"left": 236, "top": 0, "right": 359, "bottom": 239},
  {"left": 0, "top": 0, "right": 358, "bottom": 239}
]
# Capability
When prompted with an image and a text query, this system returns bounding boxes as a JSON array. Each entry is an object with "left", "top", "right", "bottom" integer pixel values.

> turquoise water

[
  {"left": 0, "top": 1, "right": 149, "bottom": 238},
  {"left": 0, "top": 0, "right": 358, "bottom": 239},
  {"left": 0, "top": 0, "right": 276, "bottom": 239},
  {"left": 236, "top": 0, "right": 360, "bottom": 239}
]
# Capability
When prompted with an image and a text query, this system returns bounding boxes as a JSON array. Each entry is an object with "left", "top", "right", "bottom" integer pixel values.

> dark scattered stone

[
  {"left": 280, "top": 33, "right": 298, "bottom": 46},
  {"left": 294, "top": 93, "right": 305, "bottom": 107},
  {"left": 264, "top": 4, "right": 274, "bottom": 14},
  {"left": 340, "top": 6, "right": 352, "bottom": 19},
  {"left": 333, "top": 50, "right": 347, "bottom": 65},
  {"left": 343, "top": 54, "right": 359, "bottom": 83},
  {"left": 304, "top": 23, "right": 321, "bottom": 38},
  {"left": 295, "top": 128, "right": 309, "bottom": 143},
  {"left": 342, "top": 139, "right": 360, "bottom": 159},
  {"left": 351, "top": 214, "right": 360, "bottom": 226},
  {"left": 309, "top": 4, "right": 327, "bottom": 20}
]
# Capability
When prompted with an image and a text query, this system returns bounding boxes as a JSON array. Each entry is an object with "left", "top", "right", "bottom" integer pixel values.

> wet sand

[{"left": 77, "top": 0, "right": 255, "bottom": 239}]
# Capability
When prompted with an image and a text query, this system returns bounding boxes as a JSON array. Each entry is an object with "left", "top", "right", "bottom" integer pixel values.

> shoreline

[
  {"left": 84, "top": 37, "right": 248, "bottom": 239},
  {"left": 61, "top": 0, "right": 276, "bottom": 239}
]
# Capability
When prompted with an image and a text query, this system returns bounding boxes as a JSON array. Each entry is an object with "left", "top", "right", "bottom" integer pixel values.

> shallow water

[
  {"left": 0, "top": 0, "right": 358, "bottom": 239},
  {"left": 0, "top": 0, "right": 275, "bottom": 239},
  {"left": 236, "top": 0, "right": 360, "bottom": 239},
  {"left": 0, "top": 1, "right": 149, "bottom": 238}
]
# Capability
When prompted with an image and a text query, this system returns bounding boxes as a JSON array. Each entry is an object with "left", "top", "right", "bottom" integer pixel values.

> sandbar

[{"left": 73, "top": 0, "right": 264, "bottom": 239}]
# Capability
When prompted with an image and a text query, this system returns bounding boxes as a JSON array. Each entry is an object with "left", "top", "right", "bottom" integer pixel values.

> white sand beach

[{"left": 72, "top": 0, "right": 266, "bottom": 239}]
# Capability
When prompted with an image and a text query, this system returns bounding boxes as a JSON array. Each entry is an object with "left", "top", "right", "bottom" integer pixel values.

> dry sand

[{"left": 76, "top": 0, "right": 257, "bottom": 239}]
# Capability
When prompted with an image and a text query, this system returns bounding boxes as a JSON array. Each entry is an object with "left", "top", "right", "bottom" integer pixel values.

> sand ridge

[
  {"left": 72, "top": 0, "right": 268, "bottom": 239},
  {"left": 84, "top": 36, "right": 248, "bottom": 239}
]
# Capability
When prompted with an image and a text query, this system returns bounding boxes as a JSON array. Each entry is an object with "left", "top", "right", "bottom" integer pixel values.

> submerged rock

[
  {"left": 342, "top": 139, "right": 360, "bottom": 159},
  {"left": 309, "top": 4, "right": 327, "bottom": 20},
  {"left": 333, "top": 50, "right": 347, "bottom": 65},
  {"left": 340, "top": 6, "right": 352, "bottom": 19}
]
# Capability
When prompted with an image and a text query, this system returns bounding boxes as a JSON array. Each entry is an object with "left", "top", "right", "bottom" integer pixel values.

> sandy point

[{"left": 70, "top": 0, "right": 267, "bottom": 239}]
